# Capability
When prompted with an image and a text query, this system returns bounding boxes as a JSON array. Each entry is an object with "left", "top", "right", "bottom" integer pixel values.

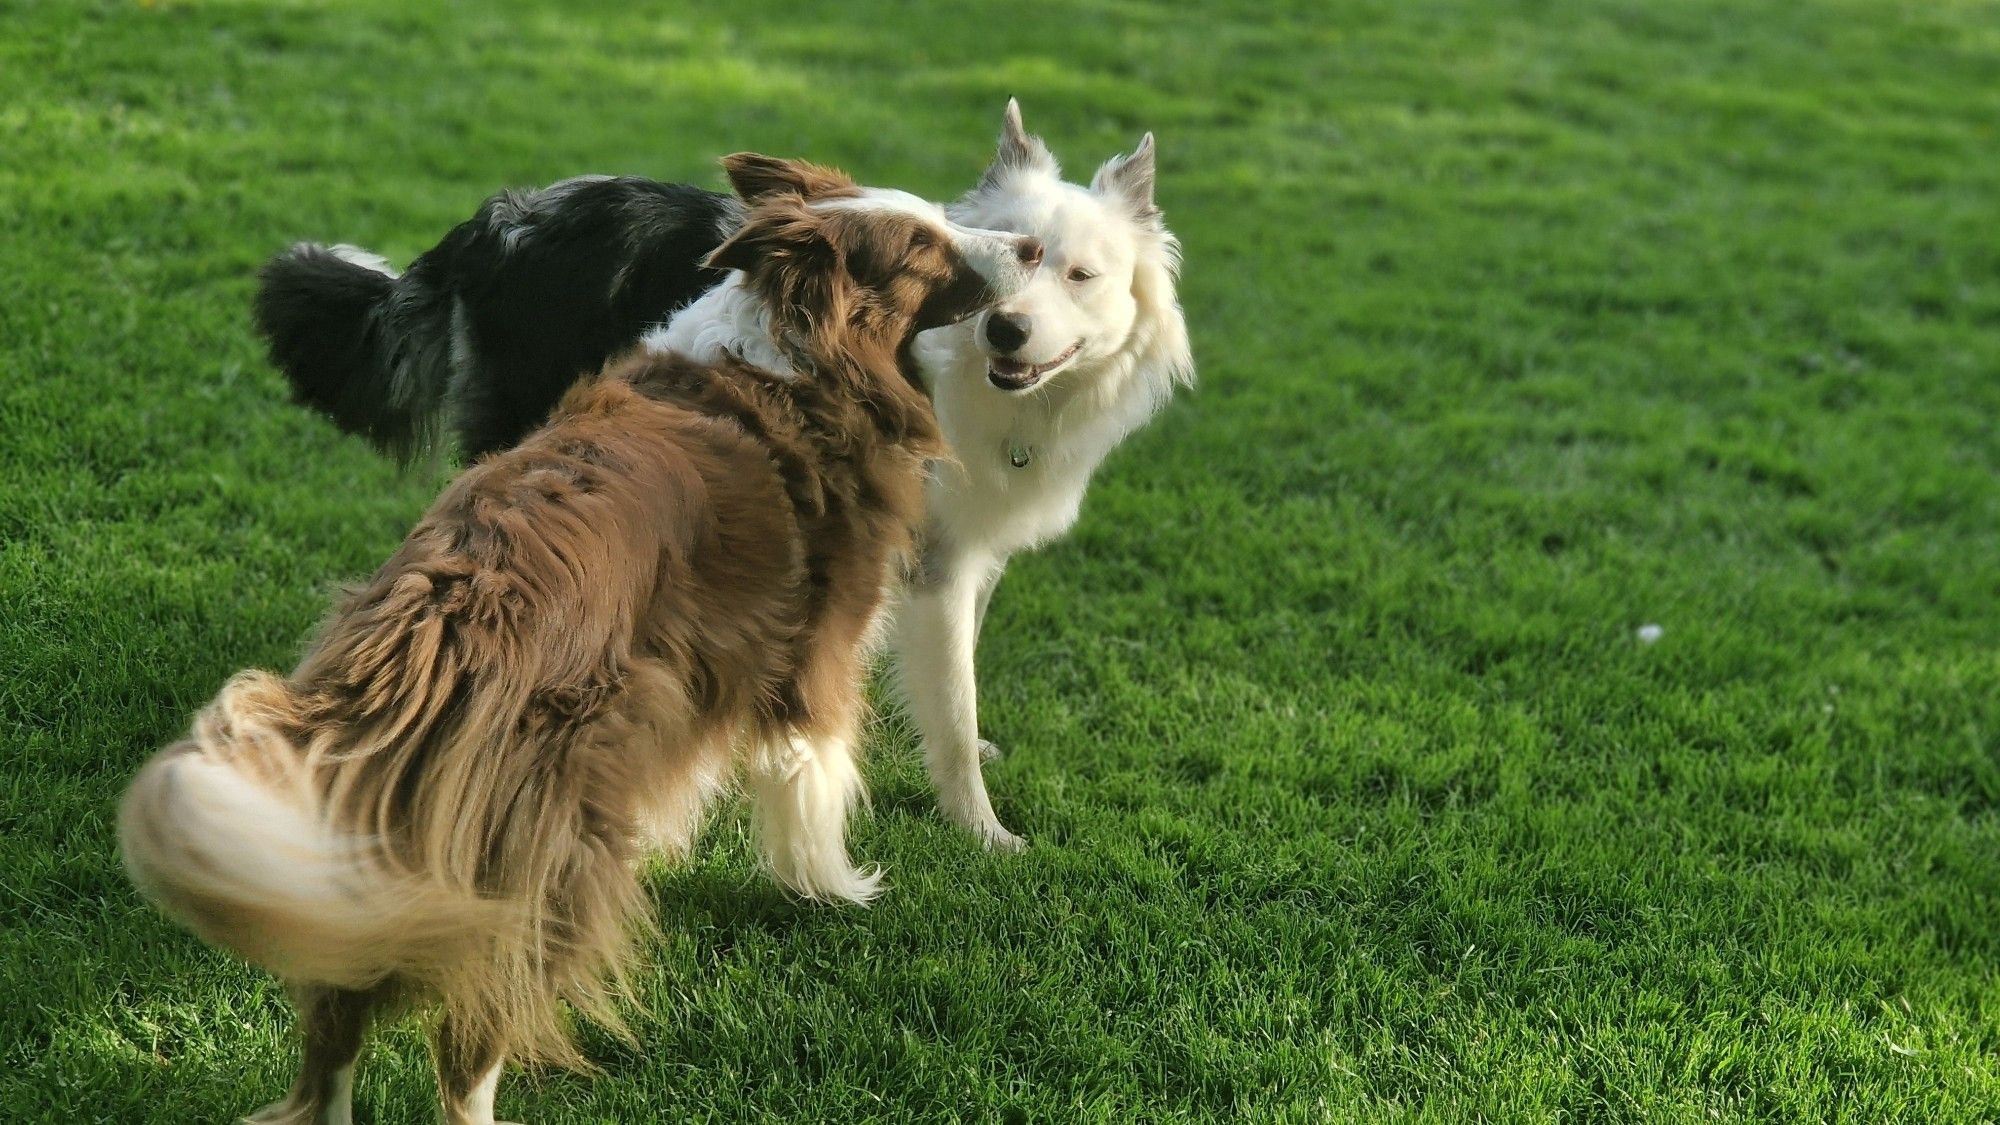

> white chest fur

[{"left": 916, "top": 324, "right": 1166, "bottom": 560}]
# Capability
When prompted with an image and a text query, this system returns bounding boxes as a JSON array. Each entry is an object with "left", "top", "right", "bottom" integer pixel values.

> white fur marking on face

[
  {"left": 816, "top": 191, "right": 1035, "bottom": 303},
  {"left": 813, "top": 188, "right": 942, "bottom": 221}
]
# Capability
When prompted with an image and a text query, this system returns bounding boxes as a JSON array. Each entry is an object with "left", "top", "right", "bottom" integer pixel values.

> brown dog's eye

[
  {"left": 1067, "top": 266, "right": 1097, "bottom": 283},
  {"left": 910, "top": 229, "right": 935, "bottom": 249}
]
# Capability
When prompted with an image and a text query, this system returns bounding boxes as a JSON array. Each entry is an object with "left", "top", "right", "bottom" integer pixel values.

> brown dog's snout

[{"left": 1013, "top": 236, "right": 1044, "bottom": 267}]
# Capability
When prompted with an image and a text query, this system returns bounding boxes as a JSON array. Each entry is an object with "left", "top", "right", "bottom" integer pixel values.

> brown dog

[{"left": 119, "top": 154, "right": 1039, "bottom": 1125}]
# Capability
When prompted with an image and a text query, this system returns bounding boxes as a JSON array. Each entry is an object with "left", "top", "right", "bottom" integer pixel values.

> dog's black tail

[{"left": 254, "top": 243, "right": 455, "bottom": 463}]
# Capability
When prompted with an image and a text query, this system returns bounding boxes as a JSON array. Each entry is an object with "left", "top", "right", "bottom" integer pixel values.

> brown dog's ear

[
  {"left": 702, "top": 201, "right": 854, "bottom": 362},
  {"left": 702, "top": 226, "right": 761, "bottom": 274},
  {"left": 702, "top": 198, "right": 830, "bottom": 274},
  {"left": 721, "top": 153, "right": 857, "bottom": 202}
]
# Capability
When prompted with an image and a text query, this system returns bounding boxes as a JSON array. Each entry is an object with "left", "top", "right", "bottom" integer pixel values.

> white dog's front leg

[
  {"left": 974, "top": 559, "right": 1006, "bottom": 635},
  {"left": 973, "top": 559, "right": 1008, "bottom": 763},
  {"left": 897, "top": 557, "right": 1023, "bottom": 851}
]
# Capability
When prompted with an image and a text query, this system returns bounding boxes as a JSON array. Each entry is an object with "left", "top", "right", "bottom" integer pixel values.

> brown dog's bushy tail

[
  {"left": 119, "top": 660, "right": 648, "bottom": 1066},
  {"left": 118, "top": 672, "right": 512, "bottom": 989},
  {"left": 121, "top": 520, "right": 679, "bottom": 1066}
]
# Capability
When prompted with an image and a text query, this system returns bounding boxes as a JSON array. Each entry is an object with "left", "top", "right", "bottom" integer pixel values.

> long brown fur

[{"left": 119, "top": 155, "right": 999, "bottom": 1123}]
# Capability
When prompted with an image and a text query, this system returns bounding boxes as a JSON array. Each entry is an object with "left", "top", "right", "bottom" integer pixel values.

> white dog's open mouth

[{"left": 988, "top": 341, "right": 1081, "bottom": 391}]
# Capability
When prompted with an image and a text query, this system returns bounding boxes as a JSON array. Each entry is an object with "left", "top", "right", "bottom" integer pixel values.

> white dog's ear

[
  {"left": 1091, "top": 133, "right": 1159, "bottom": 222},
  {"left": 978, "top": 97, "right": 1058, "bottom": 189}
]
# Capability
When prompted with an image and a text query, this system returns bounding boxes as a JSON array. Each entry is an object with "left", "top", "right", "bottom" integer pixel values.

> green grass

[{"left": 4, "top": 0, "right": 1999, "bottom": 1120}]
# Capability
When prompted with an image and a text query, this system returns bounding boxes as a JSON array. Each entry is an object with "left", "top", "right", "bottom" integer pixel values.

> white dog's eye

[{"left": 1067, "top": 266, "right": 1097, "bottom": 283}]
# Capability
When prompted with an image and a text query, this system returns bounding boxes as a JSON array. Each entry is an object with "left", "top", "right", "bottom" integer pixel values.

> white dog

[
  {"left": 901, "top": 101, "right": 1195, "bottom": 848},
  {"left": 254, "top": 101, "right": 1194, "bottom": 850}
]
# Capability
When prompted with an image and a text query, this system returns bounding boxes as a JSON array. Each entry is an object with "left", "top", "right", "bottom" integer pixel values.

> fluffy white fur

[
  {"left": 745, "top": 732, "right": 882, "bottom": 903},
  {"left": 640, "top": 274, "right": 796, "bottom": 377},
  {"left": 895, "top": 100, "right": 1195, "bottom": 849},
  {"left": 326, "top": 243, "right": 398, "bottom": 278}
]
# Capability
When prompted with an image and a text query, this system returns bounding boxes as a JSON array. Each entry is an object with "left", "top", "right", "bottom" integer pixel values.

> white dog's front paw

[
  {"left": 960, "top": 814, "right": 1026, "bottom": 853},
  {"left": 981, "top": 823, "right": 1028, "bottom": 852},
  {"left": 977, "top": 738, "right": 1004, "bottom": 762},
  {"left": 937, "top": 796, "right": 1028, "bottom": 851}
]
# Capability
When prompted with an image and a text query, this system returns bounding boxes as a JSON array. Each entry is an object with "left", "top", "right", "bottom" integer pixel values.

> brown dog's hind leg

[
  {"left": 242, "top": 985, "right": 380, "bottom": 1125},
  {"left": 432, "top": 1013, "right": 517, "bottom": 1125}
]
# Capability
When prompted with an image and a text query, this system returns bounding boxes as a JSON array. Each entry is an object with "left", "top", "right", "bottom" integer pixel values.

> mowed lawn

[{"left": 4, "top": 0, "right": 1999, "bottom": 1120}]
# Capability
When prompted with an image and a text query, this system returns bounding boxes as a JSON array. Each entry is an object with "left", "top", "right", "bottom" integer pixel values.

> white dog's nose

[{"left": 985, "top": 311, "right": 1032, "bottom": 353}]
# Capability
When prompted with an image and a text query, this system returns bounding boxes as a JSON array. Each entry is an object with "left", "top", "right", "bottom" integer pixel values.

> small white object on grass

[{"left": 1636, "top": 623, "right": 1664, "bottom": 645}]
